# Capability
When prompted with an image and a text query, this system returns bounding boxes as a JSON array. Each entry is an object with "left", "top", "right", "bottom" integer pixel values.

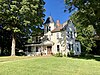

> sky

[{"left": 44, "top": 0, "right": 72, "bottom": 24}]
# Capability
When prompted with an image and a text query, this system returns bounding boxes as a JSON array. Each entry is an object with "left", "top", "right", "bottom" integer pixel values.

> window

[
  {"left": 68, "top": 44, "right": 73, "bottom": 50},
  {"left": 68, "top": 44, "right": 71, "bottom": 50},
  {"left": 72, "top": 44, "right": 73, "bottom": 50},
  {"left": 76, "top": 44, "right": 79, "bottom": 51},
  {"left": 49, "top": 27, "right": 51, "bottom": 31},
  {"left": 77, "top": 47, "right": 79, "bottom": 52},
  {"left": 36, "top": 47, "right": 38, "bottom": 52},
  {"left": 71, "top": 31, "right": 73, "bottom": 38},
  {"left": 47, "top": 26, "right": 48, "bottom": 32},
  {"left": 36, "top": 37, "right": 38, "bottom": 42},
  {"left": 67, "top": 32, "right": 70, "bottom": 37},
  {"left": 28, "top": 46, "right": 31, "bottom": 52},
  {"left": 67, "top": 31, "right": 73, "bottom": 38},
  {"left": 39, "top": 37, "right": 41, "bottom": 42},
  {"left": 57, "top": 33, "right": 59, "bottom": 39},
  {"left": 74, "top": 32, "right": 75, "bottom": 38},
  {"left": 57, "top": 45, "right": 60, "bottom": 52}
]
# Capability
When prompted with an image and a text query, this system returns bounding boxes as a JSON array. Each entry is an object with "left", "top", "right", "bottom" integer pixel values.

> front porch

[{"left": 25, "top": 41, "right": 54, "bottom": 56}]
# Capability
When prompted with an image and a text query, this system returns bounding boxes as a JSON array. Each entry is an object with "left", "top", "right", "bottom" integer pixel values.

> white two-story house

[{"left": 25, "top": 16, "right": 81, "bottom": 56}]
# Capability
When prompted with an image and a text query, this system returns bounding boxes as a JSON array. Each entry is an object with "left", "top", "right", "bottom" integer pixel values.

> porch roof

[
  {"left": 41, "top": 40, "right": 54, "bottom": 46},
  {"left": 25, "top": 41, "right": 54, "bottom": 47},
  {"left": 25, "top": 44, "right": 42, "bottom": 47}
]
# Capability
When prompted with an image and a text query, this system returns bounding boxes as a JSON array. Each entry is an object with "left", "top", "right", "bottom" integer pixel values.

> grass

[{"left": 0, "top": 56, "right": 100, "bottom": 75}]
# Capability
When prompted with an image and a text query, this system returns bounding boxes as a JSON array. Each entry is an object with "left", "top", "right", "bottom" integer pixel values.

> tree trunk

[{"left": 11, "top": 33, "right": 16, "bottom": 56}]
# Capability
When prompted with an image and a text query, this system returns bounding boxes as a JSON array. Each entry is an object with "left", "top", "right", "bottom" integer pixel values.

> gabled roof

[
  {"left": 51, "top": 25, "right": 62, "bottom": 33},
  {"left": 62, "top": 20, "right": 76, "bottom": 31},
  {"left": 51, "top": 20, "right": 63, "bottom": 33},
  {"left": 51, "top": 20, "right": 76, "bottom": 33},
  {"left": 51, "top": 27, "right": 62, "bottom": 33},
  {"left": 44, "top": 16, "right": 54, "bottom": 24}
]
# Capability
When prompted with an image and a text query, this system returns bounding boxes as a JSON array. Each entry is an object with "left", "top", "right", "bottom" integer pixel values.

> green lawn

[{"left": 0, "top": 56, "right": 100, "bottom": 75}]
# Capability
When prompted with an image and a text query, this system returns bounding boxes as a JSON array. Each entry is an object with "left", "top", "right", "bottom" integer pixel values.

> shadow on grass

[{"left": 70, "top": 55, "right": 100, "bottom": 61}]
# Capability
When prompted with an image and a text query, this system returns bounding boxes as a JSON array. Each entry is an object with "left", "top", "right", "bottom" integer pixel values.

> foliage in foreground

[
  {"left": 0, "top": 0, "right": 45, "bottom": 56},
  {"left": 64, "top": 0, "right": 100, "bottom": 36},
  {"left": 70, "top": 13, "right": 96, "bottom": 53}
]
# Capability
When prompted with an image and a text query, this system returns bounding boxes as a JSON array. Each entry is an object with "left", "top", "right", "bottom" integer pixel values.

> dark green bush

[
  {"left": 64, "top": 53, "right": 67, "bottom": 57},
  {"left": 80, "top": 52, "right": 86, "bottom": 57},
  {"left": 67, "top": 50, "right": 74, "bottom": 57},
  {"left": 85, "top": 54, "right": 94, "bottom": 58}
]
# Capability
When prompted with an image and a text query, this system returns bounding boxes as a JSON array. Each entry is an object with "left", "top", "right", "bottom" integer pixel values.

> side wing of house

[
  {"left": 65, "top": 20, "right": 81, "bottom": 55},
  {"left": 25, "top": 36, "right": 43, "bottom": 56}
]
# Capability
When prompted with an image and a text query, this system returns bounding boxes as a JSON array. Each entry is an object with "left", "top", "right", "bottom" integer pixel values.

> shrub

[
  {"left": 55, "top": 53, "right": 63, "bottom": 57},
  {"left": 80, "top": 52, "right": 94, "bottom": 58},
  {"left": 64, "top": 53, "right": 67, "bottom": 57},
  {"left": 16, "top": 52, "right": 25, "bottom": 56},
  {"left": 85, "top": 54, "right": 94, "bottom": 58},
  {"left": 67, "top": 50, "right": 74, "bottom": 57},
  {"left": 80, "top": 52, "right": 86, "bottom": 57}
]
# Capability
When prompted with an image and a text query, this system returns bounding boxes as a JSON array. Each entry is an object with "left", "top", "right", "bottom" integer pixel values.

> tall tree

[
  {"left": 0, "top": 0, "right": 45, "bottom": 56},
  {"left": 70, "top": 13, "right": 96, "bottom": 53},
  {"left": 64, "top": 0, "right": 100, "bottom": 36}
]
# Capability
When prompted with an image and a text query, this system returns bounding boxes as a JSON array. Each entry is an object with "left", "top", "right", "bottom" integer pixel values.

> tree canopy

[
  {"left": 70, "top": 13, "right": 96, "bottom": 53},
  {"left": 64, "top": 0, "right": 100, "bottom": 36},
  {"left": 0, "top": 0, "right": 45, "bottom": 56}
]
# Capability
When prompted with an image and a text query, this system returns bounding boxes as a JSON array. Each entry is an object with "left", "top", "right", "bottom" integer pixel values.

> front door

[{"left": 47, "top": 46, "right": 52, "bottom": 54}]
